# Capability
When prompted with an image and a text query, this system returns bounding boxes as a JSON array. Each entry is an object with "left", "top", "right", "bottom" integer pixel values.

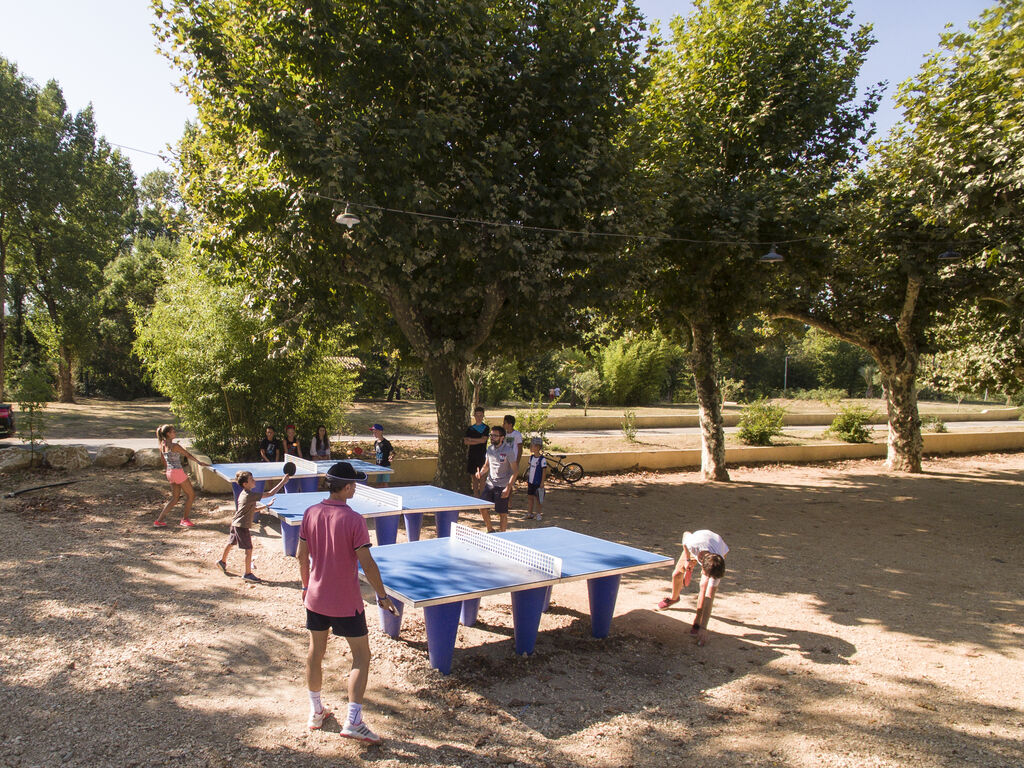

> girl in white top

[
  {"left": 310, "top": 425, "right": 331, "bottom": 460},
  {"left": 657, "top": 529, "right": 728, "bottom": 646}
]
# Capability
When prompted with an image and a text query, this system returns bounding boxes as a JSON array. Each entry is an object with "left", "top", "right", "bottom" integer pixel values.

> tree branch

[{"left": 770, "top": 309, "right": 873, "bottom": 351}]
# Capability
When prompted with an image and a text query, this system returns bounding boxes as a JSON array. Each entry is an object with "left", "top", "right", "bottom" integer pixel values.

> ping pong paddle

[{"left": 283, "top": 461, "right": 296, "bottom": 476}]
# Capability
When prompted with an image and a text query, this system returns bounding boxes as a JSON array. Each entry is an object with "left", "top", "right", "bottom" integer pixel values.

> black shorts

[
  {"left": 480, "top": 484, "right": 510, "bottom": 515},
  {"left": 228, "top": 526, "right": 253, "bottom": 550},
  {"left": 467, "top": 454, "right": 486, "bottom": 474},
  {"left": 306, "top": 608, "right": 368, "bottom": 638},
  {"left": 526, "top": 482, "right": 540, "bottom": 496}
]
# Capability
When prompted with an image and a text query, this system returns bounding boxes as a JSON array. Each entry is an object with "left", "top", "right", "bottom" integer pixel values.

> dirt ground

[{"left": 1, "top": 453, "right": 1022, "bottom": 768}]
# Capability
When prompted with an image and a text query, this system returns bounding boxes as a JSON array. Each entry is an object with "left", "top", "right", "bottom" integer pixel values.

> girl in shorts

[{"left": 155, "top": 424, "right": 208, "bottom": 528}]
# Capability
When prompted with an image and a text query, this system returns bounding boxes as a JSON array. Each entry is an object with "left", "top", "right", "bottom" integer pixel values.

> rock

[
  {"left": 45, "top": 444, "right": 91, "bottom": 470},
  {"left": 0, "top": 446, "right": 35, "bottom": 473},
  {"left": 134, "top": 447, "right": 164, "bottom": 468},
  {"left": 94, "top": 445, "right": 135, "bottom": 468}
]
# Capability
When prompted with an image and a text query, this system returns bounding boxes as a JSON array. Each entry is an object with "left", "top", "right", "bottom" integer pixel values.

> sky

[{"left": 0, "top": 0, "right": 993, "bottom": 180}]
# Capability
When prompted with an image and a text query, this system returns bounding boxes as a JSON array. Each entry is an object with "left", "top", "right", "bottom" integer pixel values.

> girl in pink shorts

[{"left": 155, "top": 424, "right": 208, "bottom": 528}]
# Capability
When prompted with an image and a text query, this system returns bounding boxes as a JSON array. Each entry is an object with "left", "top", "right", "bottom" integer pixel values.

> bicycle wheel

[{"left": 561, "top": 462, "right": 584, "bottom": 484}]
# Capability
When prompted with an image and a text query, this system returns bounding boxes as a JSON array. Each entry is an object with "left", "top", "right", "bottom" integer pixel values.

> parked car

[{"left": 0, "top": 403, "right": 15, "bottom": 438}]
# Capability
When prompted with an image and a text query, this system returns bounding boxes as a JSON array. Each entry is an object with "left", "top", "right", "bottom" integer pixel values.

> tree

[
  {"left": 572, "top": 368, "right": 601, "bottom": 416},
  {"left": 7, "top": 78, "right": 136, "bottom": 401},
  {"left": 628, "top": 0, "right": 879, "bottom": 479},
  {"left": 135, "top": 251, "right": 356, "bottom": 459},
  {"left": 156, "top": 0, "right": 646, "bottom": 490},
  {"left": 0, "top": 58, "right": 37, "bottom": 400},
  {"left": 772, "top": 0, "right": 1023, "bottom": 472}
]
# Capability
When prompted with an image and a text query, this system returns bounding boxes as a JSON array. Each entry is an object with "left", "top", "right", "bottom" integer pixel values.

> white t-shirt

[
  {"left": 683, "top": 530, "right": 728, "bottom": 588},
  {"left": 506, "top": 429, "right": 523, "bottom": 459}
]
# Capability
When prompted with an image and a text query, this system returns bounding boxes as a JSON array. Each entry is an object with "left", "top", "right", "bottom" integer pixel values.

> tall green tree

[
  {"left": 8, "top": 79, "right": 136, "bottom": 401},
  {"left": 627, "top": 0, "right": 879, "bottom": 479},
  {"left": 772, "top": 1, "right": 1022, "bottom": 471},
  {"left": 0, "top": 58, "right": 37, "bottom": 399},
  {"left": 156, "top": 0, "right": 645, "bottom": 489}
]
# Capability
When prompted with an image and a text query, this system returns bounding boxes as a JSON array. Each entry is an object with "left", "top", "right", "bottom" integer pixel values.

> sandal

[{"left": 657, "top": 597, "right": 679, "bottom": 611}]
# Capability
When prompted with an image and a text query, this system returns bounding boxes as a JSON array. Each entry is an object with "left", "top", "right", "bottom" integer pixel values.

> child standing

[
  {"left": 371, "top": 423, "right": 394, "bottom": 487},
  {"left": 523, "top": 437, "right": 547, "bottom": 521},
  {"left": 217, "top": 469, "right": 293, "bottom": 582},
  {"left": 657, "top": 529, "right": 729, "bottom": 646},
  {"left": 283, "top": 424, "right": 304, "bottom": 458},
  {"left": 155, "top": 424, "right": 208, "bottom": 528}
]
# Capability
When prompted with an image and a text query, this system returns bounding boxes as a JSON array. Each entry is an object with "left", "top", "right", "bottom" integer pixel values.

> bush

[
  {"left": 599, "top": 332, "right": 672, "bottom": 406},
  {"left": 515, "top": 396, "right": 560, "bottom": 447},
  {"left": 785, "top": 387, "right": 847, "bottom": 405},
  {"left": 825, "top": 405, "right": 877, "bottom": 443},
  {"left": 737, "top": 400, "right": 786, "bottom": 445},
  {"left": 135, "top": 256, "right": 356, "bottom": 460},
  {"left": 12, "top": 362, "right": 53, "bottom": 464},
  {"left": 621, "top": 409, "right": 638, "bottom": 442},
  {"left": 921, "top": 415, "right": 948, "bottom": 433}
]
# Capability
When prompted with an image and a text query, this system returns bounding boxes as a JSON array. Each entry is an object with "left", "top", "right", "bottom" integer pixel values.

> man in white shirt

[{"left": 475, "top": 425, "right": 517, "bottom": 532}]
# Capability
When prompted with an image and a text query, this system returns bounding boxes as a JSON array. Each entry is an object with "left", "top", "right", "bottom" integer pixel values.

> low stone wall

[{"left": 379, "top": 430, "right": 1024, "bottom": 484}]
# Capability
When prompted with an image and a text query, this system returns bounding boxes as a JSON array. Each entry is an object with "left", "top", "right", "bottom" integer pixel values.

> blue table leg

[
  {"left": 404, "top": 512, "right": 424, "bottom": 542},
  {"left": 511, "top": 586, "right": 549, "bottom": 656},
  {"left": 460, "top": 598, "right": 480, "bottom": 626},
  {"left": 423, "top": 602, "right": 463, "bottom": 674},
  {"left": 543, "top": 585, "right": 552, "bottom": 612},
  {"left": 378, "top": 597, "right": 404, "bottom": 639},
  {"left": 374, "top": 514, "right": 401, "bottom": 546},
  {"left": 281, "top": 521, "right": 299, "bottom": 557},
  {"left": 587, "top": 574, "right": 621, "bottom": 639},
  {"left": 435, "top": 509, "right": 459, "bottom": 538}
]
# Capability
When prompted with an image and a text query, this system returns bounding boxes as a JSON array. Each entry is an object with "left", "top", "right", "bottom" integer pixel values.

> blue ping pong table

[
  {"left": 365, "top": 525, "right": 671, "bottom": 674},
  {"left": 211, "top": 458, "right": 393, "bottom": 502},
  {"left": 266, "top": 485, "right": 494, "bottom": 552}
]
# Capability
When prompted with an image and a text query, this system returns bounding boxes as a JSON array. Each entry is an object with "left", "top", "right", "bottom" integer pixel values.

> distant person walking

[
  {"left": 155, "top": 424, "right": 208, "bottom": 528},
  {"left": 464, "top": 406, "right": 490, "bottom": 496}
]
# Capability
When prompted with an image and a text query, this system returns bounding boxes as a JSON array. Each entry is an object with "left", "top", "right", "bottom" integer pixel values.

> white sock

[
  {"left": 347, "top": 702, "right": 362, "bottom": 725},
  {"left": 308, "top": 690, "right": 322, "bottom": 714}
]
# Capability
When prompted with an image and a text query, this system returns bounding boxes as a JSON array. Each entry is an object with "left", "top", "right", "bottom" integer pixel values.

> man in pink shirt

[{"left": 296, "top": 462, "right": 396, "bottom": 744}]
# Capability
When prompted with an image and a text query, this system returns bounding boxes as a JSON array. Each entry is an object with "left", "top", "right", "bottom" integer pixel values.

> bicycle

[{"left": 542, "top": 453, "right": 585, "bottom": 484}]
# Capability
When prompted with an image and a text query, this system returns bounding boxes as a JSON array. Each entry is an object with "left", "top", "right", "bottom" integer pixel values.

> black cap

[{"left": 325, "top": 461, "right": 366, "bottom": 484}]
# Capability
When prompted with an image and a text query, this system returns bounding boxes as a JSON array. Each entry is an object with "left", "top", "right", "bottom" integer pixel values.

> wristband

[
  {"left": 375, "top": 595, "right": 388, "bottom": 605},
  {"left": 301, "top": 586, "right": 308, "bottom": 592}
]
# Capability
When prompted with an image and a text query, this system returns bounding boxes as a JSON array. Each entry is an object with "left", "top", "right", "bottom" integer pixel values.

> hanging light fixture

[
  {"left": 334, "top": 204, "right": 360, "bottom": 229},
  {"left": 760, "top": 244, "right": 783, "bottom": 263},
  {"left": 937, "top": 248, "right": 960, "bottom": 261}
]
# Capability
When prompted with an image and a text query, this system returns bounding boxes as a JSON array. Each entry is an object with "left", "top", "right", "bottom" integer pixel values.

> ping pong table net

[
  {"left": 289, "top": 455, "right": 320, "bottom": 474},
  {"left": 451, "top": 523, "right": 562, "bottom": 579}
]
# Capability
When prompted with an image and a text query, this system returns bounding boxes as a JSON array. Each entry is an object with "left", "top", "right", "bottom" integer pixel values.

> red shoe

[
  {"left": 153, "top": 520, "right": 168, "bottom": 527},
  {"left": 179, "top": 519, "right": 195, "bottom": 528},
  {"left": 657, "top": 597, "right": 679, "bottom": 611}
]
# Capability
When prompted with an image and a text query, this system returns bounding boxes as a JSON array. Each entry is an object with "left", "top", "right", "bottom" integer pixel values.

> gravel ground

[{"left": 1, "top": 453, "right": 1022, "bottom": 767}]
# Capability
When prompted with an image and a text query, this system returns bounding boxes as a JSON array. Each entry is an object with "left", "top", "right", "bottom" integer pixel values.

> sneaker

[
  {"left": 308, "top": 706, "right": 332, "bottom": 730},
  {"left": 153, "top": 520, "right": 167, "bottom": 527},
  {"left": 243, "top": 573, "right": 262, "bottom": 583},
  {"left": 216, "top": 560, "right": 227, "bottom": 574},
  {"left": 657, "top": 596, "right": 679, "bottom": 611},
  {"left": 179, "top": 519, "right": 195, "bottom": 528},
  {"left": 341, "top": 720, "right": 381, "bottom": 744},
  {"left": 535, "top": 513, "right": 543, "bottom": 522}
]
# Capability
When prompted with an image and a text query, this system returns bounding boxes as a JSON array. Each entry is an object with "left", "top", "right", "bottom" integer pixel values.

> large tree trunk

[
  {"left": 424, "top": 357, "right": 471, "bottom": 493},
  {"left": 0, "top": 217, "right": 6, "bottom": 400},
  {"left": 878, "top": 355, "right": 921, "bottom": 472},
  {"left": 689, "top": 319, "right": 729, "bottom": 481},
  {"left": 56, "top": 345, "right": 75, "bottom": 403}
]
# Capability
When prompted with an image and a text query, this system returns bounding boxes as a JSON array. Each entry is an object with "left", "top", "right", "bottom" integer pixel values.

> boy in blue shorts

[{"left": 523, "top": 437, "right": 547, "bottom": 521}]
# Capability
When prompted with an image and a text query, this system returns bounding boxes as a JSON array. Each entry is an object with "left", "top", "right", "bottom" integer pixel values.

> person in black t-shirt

[
  {"left": 259, "top": 426, "right": 283, "bottom": 462},
  {"left": 463, "top": 406, "right": 490, "bottom": 496},
  {"left": 371, "top": 423, "right": 394, "bottom": 487}
]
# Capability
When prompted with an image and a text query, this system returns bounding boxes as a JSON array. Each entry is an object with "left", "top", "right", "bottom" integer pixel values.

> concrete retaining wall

[{"left": 188, "top": 431, "right": 1024, "bottom": 493}]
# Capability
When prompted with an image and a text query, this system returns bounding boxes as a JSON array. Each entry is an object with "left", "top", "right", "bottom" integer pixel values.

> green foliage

[
  {"left": 921, "top": 415, "right": 948, "bottom": 433},
  {"left": 515, "top": 396, "right": 561, "bottom": 448},
  {"left": 785, "top": 388, "right": 848, "bottom": 405},
  {"left": 796, "top": 328, "right": 872, "bottom": 395},
  {"left": 157, "top": 0, "right": 647, "bottom": 488},
  {"left": 737, "top": 400, "right": 786, "bottom": 446},
  {"left": 599, "top": 332, "right": 675, "bottom": 406},
  {"left": 826, "top": 405, "right": 877, "bottom": 443},
  {"left": 134, "top": 253, "right": 356, "bottom": 459},
  {"left": 12, "top": 362, "right": 52, "bottom": 462},
  {"left": 718, "top": 377, "right": 744, "bottom": 404},
  {"left": 572, "top": 368, "right": 602, "bottom": 416},
  {"left": 621, "top": 409, "right": 638, "bottom": 443}
]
